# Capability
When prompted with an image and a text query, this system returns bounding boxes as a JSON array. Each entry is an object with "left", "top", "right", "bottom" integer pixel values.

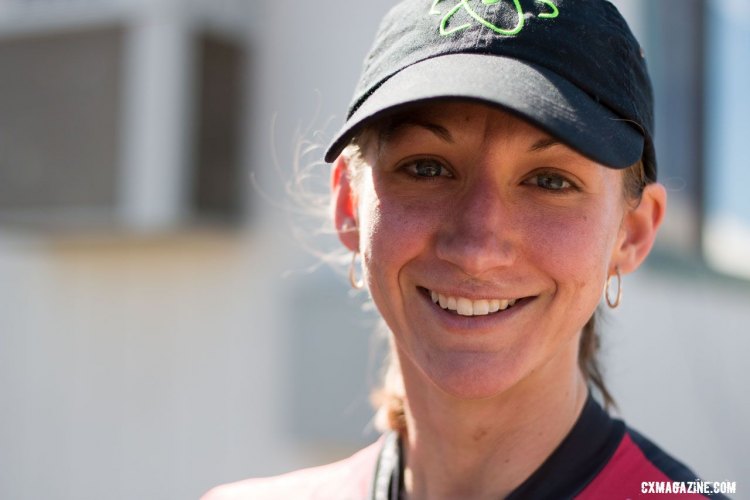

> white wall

[{"left": 0, "top": 233, "right": 297, "bottom": 500}]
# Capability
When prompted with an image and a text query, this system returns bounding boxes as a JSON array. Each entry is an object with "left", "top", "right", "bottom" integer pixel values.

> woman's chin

[{"left": 420, "top": 352, "right": 525, "bottom": 401}]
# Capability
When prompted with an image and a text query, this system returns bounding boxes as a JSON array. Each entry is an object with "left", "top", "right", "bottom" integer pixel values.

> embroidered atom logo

[{"left": 430, "top": 0, "right": 559, "bottom": 36}]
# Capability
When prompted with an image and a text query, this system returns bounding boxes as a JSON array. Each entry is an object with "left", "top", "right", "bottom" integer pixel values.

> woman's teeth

[{"left": 429, "top": 291, "right": 517, "bottom": 316}]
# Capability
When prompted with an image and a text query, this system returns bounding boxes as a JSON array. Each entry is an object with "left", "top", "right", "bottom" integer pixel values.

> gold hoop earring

[
  {"left": 605, "top": 267, "right": 622, "bottom": 309},
  {"left": 349, "top": 252, "right": 364, "bottom": 290}
]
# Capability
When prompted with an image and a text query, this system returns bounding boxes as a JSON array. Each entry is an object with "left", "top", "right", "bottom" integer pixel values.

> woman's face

[{"left": 334, "top": 101, "right": 661, "bottom": 400}]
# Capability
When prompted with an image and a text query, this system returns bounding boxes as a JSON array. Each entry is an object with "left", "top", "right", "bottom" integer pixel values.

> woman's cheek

[
  {"left": 518, "top": 206, "right": 615, "bottom": 282},
  {"left": 364, "top": 194, "right": 437, "bottom": 262},
  {"left": 357, "top": 193, "right": 423, "bottom": 331},
  {"left": 364, "top": 175, "right": 443, "bottom": 243}
]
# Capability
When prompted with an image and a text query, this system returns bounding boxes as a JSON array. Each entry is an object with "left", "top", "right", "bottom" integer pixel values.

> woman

[{"left": 205, "top": 0, "right": 723, "bottom": 498}]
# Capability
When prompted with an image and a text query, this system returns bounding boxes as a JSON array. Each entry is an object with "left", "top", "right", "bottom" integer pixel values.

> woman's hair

[{"left": 343, "top": 132, "right": 650, "bottom": 434}]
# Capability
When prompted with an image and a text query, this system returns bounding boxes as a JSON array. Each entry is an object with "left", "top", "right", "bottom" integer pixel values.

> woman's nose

[{"left": 434, "top": 178, "right": 517, "bottom": 277}]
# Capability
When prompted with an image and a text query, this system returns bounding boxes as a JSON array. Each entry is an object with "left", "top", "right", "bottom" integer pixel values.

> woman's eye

[
  {"left": 526, "top": 172, "right": 574, "bottom": 191},
  {"left": 402, "top": 159, "right": 452, "bottom": 179}
]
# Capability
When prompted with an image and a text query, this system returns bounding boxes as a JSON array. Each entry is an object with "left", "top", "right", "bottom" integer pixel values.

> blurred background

[{"left": 0, "top": 0, "right": 747, "bottom": 498}]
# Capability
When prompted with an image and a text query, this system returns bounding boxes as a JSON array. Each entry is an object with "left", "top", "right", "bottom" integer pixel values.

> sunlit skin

[{"left": 333, "top": 101, "right": 666, "bottom": 498}]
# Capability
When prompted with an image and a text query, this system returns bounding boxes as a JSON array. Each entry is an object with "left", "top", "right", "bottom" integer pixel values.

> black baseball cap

[{"left": 325, "top": 0, "right": 656, "bottom": 181}]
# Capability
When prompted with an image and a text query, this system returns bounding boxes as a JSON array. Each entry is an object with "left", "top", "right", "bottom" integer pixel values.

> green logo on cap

[{"left": 430, "top": 0, "right": 559, "bottom": 36}]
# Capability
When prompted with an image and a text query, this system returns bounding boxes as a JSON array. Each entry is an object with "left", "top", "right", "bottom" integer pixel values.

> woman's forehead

[{"left": 374, "top": 100, "right": 561, "bottom": 150}]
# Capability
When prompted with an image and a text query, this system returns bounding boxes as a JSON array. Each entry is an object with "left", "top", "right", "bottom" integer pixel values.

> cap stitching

[{"left": 430, "top": 0, "right": 559, "bottom": 36}]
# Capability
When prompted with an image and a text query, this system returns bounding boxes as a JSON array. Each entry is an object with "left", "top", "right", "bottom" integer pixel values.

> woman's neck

[{"left": 398, "top": 345, "right": 588, "bottom": 500}]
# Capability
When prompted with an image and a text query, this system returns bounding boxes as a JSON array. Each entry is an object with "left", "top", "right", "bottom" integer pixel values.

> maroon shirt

[{"left": 203, "top": 396, "right": 722, "bottom": 499}]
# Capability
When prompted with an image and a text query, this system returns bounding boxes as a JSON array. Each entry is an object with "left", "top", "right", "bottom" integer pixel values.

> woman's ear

[
  {"left": 331, "top": 154, "right": 360, "bottom": 252},
  {"left": 612, "top": 183, "right": 667, "bottom": 275}
]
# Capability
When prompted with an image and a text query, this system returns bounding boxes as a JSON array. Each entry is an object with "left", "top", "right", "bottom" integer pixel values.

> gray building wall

[{"left": 0, "top": 1, "right": 746, "bottom": 499}]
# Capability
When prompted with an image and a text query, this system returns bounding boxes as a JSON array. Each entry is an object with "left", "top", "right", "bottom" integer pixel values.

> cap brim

[{"left": 325, "top": 53, "right": 643, "bottom": 168}]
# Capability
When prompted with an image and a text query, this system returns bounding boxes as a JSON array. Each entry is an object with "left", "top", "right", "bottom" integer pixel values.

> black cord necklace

[{"left": 371, "top": 431, "right": 404, "bottom": 500}]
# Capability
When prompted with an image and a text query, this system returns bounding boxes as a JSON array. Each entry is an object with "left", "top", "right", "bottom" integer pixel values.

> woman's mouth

[{"left": 421, "top": 288, "right": 523, "bottom": 317}]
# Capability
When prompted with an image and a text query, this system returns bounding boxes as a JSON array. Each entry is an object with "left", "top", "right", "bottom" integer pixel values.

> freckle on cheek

[{"left": 473, "top": 428, "right": 488, "bottom": 442}]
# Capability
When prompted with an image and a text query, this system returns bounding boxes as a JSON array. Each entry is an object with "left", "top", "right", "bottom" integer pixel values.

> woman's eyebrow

[
  {"left": 380, "top": 118, "right": 454, "bottom": 144},
  {"left": 528, "top": 137, "right": 563, "bottom": 152}
]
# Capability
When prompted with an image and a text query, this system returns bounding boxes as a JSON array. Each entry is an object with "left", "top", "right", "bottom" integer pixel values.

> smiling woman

[
  {"left": 203, "top": 1, "right": 727, "bottom": 499},
  {"left": 344, "top": 103, "right": 653, "bottom": 413}
]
